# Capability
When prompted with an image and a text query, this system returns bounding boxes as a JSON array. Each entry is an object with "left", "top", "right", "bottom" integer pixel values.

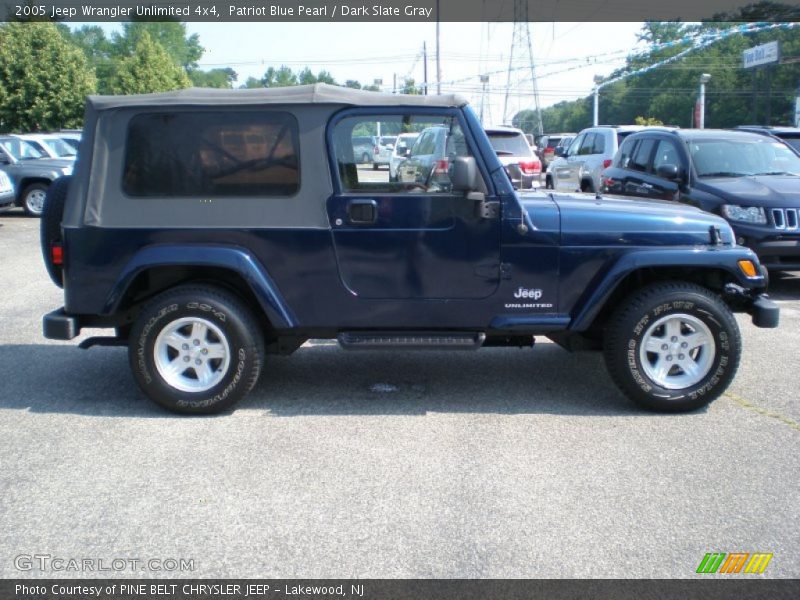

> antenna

[{"left": 502, "top": 0, "right": 543, "bottom": 134}]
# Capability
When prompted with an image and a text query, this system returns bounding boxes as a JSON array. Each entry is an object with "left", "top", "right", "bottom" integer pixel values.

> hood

[
  {"left": 695, "top": 175, "right": 800, "bottom": 208},
  {"left": 519, "top": 191, "right": 735, "bottom": 247},
  {"left": 20, "top": 157, "right": 73, "bottom": 170}
]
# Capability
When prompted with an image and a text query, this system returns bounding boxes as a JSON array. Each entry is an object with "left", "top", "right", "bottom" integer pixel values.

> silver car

[
  {"left": 372, "top": 135, "right": 397, "bottom": 170},
  {"left": 389, "top": 133, "right": 419, "bottom": 181},
  {"left": 547, "top": 125, "right": 648, "bottom": 193}
]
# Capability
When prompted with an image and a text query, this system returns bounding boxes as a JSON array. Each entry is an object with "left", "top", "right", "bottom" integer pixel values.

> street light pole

[
  {"left": 592, "top": 75, "right": 603, "bottom": 127},
  {"left": 699, "top": 73, "right": 711, "bottom": 129}
]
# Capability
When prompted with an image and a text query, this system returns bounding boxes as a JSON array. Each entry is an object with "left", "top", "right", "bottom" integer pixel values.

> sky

[{"left": 82, "top": 21, "right": 646, "bottom": 125}]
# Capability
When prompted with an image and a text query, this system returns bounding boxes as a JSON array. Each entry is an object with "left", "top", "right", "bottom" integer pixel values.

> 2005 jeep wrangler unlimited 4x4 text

[{"left": 41, "top": 85, "right": 779, "bottom": 414}]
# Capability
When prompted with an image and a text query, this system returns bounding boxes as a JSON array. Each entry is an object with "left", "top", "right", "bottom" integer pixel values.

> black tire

[
  {"left": 580, "top": 179, "right": 594, "bottom": 193},
  {"left": 40, "top": 176, "right": 71, "bottom": 288},
  {"left": 128, "top": 285, "right": 264, "bottom": 415},
  {"left": 545, "top": 176, "right": 554, "bottom": 190},
  {"left": 372, "top": 163, "right": 379, "bottom": 170},
  {"left": 360, "top": 152, "right": 370, "bottom": 164},
  {"left": 21, "top": 182, "right": 49, "bottom": 217},
  {"left": 603, "top": 281, "right": 741, "bottom": 412}
]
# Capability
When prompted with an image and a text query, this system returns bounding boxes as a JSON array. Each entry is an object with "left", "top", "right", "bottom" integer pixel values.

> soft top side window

[{"left": 123, "top": 110, "right": 300, "bottom": 198}]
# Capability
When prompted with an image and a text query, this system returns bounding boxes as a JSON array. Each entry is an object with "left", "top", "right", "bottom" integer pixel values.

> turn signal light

[{"left": 738, "top": 260, "right": 758, "bottom": 278}]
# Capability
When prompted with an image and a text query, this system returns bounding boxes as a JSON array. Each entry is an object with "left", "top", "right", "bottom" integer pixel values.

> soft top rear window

[{"left": 123, "top": 110, "right": 300, "bottom": 198}]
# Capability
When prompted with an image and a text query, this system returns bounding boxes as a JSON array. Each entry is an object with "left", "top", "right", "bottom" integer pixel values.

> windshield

[
  {"left": 393, "top": 134, "right": 419, "bottom": 155},
  {"left": 0, "top": 138, "right": 45, "bottom": 160},
  {"left": 689, "top": 138, "right": 800, "bottom": 177},
  {"left": 487, "top": 132, "right": 532, "bottom": 157},
  {"left": 42, "top": 137, "right": 77, "bottom": 157}
]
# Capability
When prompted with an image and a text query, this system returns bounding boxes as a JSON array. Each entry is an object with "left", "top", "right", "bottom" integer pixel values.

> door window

[
  {"left": 616, "top": 137, "right": 637, "bottom": 169},
  {"left": 566, "top": 134, "right": 584, "bottom": 157},
  {"left": 577, "top": 133, "right": 597, "bottom": 156},
  {"left": 630, "top": 138, "right": 657, "bottom": 172},
  {"left": 332, "top": 114, "right": 477, "bottom": 194},
  {"left": 653, "top": 140, "right": 681, "bottom": 171}
]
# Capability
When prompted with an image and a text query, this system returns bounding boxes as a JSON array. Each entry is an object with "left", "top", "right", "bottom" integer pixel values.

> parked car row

[
  {"left": 0, "top": 131, "right": 81, "bottom": 216},
  {"left": 385, "top": 124, "right": 541, "bottom": 190}
]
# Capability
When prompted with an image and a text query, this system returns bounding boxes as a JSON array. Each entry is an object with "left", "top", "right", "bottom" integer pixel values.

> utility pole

[
  {"left": 479, "top": 75, "right": 490, "bottom": 124},
  {"left": 699, "top": 73, "right": 711, "bottom": 129},
  {"left": 435, "top": 0, "right": 441, "bottom": 94},
  {"left": 393, "top": 73, "right": 397, "bottom": 94},
  {"left": 423, "top": 41, "right": 428, "bottom": 95},
  {"left": 502, "top": 1, "right": 543, "bottom": 134}
]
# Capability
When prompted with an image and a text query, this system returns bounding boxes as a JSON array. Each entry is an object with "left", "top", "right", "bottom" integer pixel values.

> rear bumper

[{"left": 43, "top": 308, "right": 80, "bottom": 340}]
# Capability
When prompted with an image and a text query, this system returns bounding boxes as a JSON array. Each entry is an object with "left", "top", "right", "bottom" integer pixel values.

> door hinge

[{"left": 475, "top": 199, "right": 500, "bottom": 219}]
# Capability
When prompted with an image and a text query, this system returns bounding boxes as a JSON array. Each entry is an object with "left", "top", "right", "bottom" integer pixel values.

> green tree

[
  {"left": 262, "top": 66, "right": 297, "bottom": 87},
  {"left": 68, "top": 25, "right": 115, "bottom": 94},
  {"left": 344, "top": 80, "right": 362, "bottom": 89},
  {"left": 401, "top": 78, "right": 422, "bottom": 95},
  {"left": 109, "top": 32, "right": 191, "bottom": 95},
  {"left": 190, "top": 67, "right": 237, "bottom": 88},
  {"left": 0, "top": 22, "right": 95, "bottom": 132},
  {"left": 112, "top": 21, "right": 203, "bottom": 70}
]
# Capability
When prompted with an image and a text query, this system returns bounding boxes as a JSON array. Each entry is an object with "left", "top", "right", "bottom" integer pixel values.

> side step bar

[{"left": 338, "top": 332, "right": 486, "bottom": 351}]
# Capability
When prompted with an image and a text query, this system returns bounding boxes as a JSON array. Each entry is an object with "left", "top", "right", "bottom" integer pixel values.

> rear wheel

[
  {"left": 129, "top": 285, "right": 264, "bottom": 414},
  {"left": 603, "top": 281, "right": 741, "bottom": 412},
  {"left": 360, "top": 152, "right": 370, "bottom": 164},
  {"left": 21, "top": 182, "right": 48, "bottom": 216},
  {"left": 545, "top": 175, "right": 553, "bottom": 190}
]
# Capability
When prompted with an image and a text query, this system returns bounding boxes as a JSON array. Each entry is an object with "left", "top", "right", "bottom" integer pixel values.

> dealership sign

[{"left": 743, "top": 41, "right": 779, "bottom": 69}]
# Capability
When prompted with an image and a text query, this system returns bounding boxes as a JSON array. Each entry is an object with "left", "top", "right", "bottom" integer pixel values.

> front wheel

[
  {"left": 129, "top": 285, "right": 264, "bottom": 414},
  {"left": 603, "top": 281, "right": 741, "bottom": 412},
  {"left": 21, "top": 182, "right": 49, "bottom": 217}
]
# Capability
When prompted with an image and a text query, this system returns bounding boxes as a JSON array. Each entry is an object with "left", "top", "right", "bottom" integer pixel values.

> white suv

[{"left": 547, "top": 125, "right": 648, "bottom": 193}]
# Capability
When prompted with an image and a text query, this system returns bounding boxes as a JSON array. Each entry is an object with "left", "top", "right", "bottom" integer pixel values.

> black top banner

[{"left": 2, "top": 0, "right": 800, "bottom": 22}]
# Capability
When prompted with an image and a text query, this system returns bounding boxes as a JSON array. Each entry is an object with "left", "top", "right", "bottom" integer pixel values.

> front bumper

[
  {"left": 730, "top": 224, "right": 800, "bottom": 270},
  {"left": 751, "top": 294, "right": 780, "bottom": 328},
  {"left": 0, "top": 190, "right": 15, "bottom": 208}
]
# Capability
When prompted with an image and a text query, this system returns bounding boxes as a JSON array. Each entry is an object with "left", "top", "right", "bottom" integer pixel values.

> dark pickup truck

[{"left": 41, "top": 84, "right": 778, "bottom": 414}]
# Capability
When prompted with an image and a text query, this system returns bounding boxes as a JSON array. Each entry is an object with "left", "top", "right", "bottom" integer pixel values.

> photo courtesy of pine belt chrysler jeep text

[{"left": 41, "top": 85, "right": 779, "bottom": 414}]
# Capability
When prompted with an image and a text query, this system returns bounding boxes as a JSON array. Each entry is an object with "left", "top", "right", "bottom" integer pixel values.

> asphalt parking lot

[{"left": 0, "top": 207, "right": 798, "bottom": 579}]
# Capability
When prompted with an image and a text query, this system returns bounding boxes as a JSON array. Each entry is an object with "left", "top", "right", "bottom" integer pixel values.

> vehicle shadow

[
  {"left": 0, "top": 342, "right": 695, "bottom": 418},
  {"left": 768, "top": 271, "right": 800, "bottom": 300}
]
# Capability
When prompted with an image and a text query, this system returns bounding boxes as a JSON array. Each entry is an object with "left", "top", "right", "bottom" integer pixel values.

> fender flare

[
  {"left": 568, "top": 247, "right": 763, "bottom": 331},
  {"left": 104, "top": 244, "right": 298, "bottom": 329}
]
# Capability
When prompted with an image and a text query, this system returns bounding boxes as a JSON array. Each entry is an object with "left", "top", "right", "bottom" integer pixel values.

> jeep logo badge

[{"left": 513, "top": 287, "right": 543, "bottom": 300}]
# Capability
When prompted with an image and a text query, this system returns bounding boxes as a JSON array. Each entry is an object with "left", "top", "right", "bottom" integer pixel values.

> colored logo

[{"left": 696, "top": 552, "right": 773, "bottom": 574}]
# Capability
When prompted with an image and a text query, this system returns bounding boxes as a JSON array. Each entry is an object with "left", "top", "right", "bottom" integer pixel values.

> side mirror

[
  {"left": 554, "top": 147, "right": 566, "bottom": 158},
  {"left": 451, "top": 156, "right": 479, "bottom": 192},
  {"left": 656, "top": 163, "right": 681, "bottom": 181}
]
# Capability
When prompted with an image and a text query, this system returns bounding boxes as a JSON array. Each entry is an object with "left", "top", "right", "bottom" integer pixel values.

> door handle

[{"left": 347, "top": 199, "right": 378, "bottom": 225}]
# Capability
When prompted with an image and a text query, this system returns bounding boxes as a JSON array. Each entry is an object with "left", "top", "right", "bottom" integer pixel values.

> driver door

[{"left": 327, "top": 110, "right": 501, "bottom": 300}]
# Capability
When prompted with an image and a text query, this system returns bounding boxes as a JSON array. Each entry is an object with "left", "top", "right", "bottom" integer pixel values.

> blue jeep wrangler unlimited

[{"left": 41, "top": 84, "right": 778, "bottom": 414}]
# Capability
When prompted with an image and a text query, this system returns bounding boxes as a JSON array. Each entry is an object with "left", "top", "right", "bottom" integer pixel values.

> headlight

[{"left": 721, "top": 205, "right": 766, "bottom": 225}]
